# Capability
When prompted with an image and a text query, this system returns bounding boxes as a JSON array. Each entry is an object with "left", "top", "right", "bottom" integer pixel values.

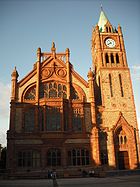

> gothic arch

[
  {"left": 22, "top": 83, "right": 36, "bottom": 102},
  {"left": 113, "top": 113, "right": 134, "bottom": 138},
  {"left": 72, "top": 83, "right": 86, "bottom": 101},
  {"left": 113, "top": 113, "right": 137, "bottom": 170}
]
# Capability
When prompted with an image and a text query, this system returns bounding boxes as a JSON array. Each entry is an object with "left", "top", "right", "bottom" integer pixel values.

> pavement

[{"left": 0, "top": 175, "right": 140, "bottom": 187}]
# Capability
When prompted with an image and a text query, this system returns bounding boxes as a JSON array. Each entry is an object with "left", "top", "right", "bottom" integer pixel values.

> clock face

[{"left": 105, "top": 38, "right": 116, "bottom": 48}]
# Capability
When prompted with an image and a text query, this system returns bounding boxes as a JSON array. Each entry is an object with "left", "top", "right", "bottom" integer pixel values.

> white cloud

[
  {"left": 131, "top": 65, "right": 140, "bottom": 80},
  {"left": 0, "top": 82, "right": 11, "bottom": 118},
  {"left": 0, "top": 131, "right": 7, "bottom": 148},
  {"left": 0, "top": 81, "right": 11, "bottom": 147},
  {"left": 131, "top": 65, "right": 140, "bottom": 69}
]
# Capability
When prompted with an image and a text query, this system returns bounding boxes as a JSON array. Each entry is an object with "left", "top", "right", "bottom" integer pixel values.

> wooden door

[{"left": 118, "top": 151, "right": 129, "bottom": 170}]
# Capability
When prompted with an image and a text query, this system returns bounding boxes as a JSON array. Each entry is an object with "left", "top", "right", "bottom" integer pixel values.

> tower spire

[{"left": 98, "top": 8, "right": 112, "bottom": 32}]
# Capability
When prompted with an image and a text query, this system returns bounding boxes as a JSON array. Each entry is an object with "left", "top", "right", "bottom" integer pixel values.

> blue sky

[{"left": 0, "top": 0, "right": 140, "bottom": 146}]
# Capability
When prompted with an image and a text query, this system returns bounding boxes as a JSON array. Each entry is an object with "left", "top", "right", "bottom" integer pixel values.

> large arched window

[
  {"left": 24, "top": 108, "right": 35, "bottom": 132},
  {"left": 47, "top": 149, "right": 61, "bottom": 166},
  {"left": 71, "top": 86, "right": 79, "bottom": 100},
  {"left": 40, "top": 82, "right": 67, "bottom": 99},
  {"left": 17, "top": 150, "right": 40, "bottom": 168},
  {"left": 24, "top": 86, "right": 36, "bottom": 100},
  {"left": 68, "top": 148, "right": 89, "bottom": 166}
]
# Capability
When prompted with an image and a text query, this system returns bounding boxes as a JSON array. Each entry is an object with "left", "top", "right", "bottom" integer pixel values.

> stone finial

[
  {"left": 52, "top": 41, "right": 55, "bottom": 48},
  {"left": 95, "top": 24, "right": 99, "bottom": 31},
  {"left": 51, "top": 41, "right": 56, "bottom": 53},
  {"left": 118, "top": 24, "right": 122, "bottom": 34},
  {"left": 87, "top": 68, "right": 94, "bottom": 78},
  {"left": 37, "top": 47, "right": 41, "bottom": 62},
  {"left": 11, "top": 66, "right": 19, "bottom": 79},
  {"left": 66, "top": 48, "right": 70, "bottom": 61},
  {"left": 37, "top": 47, "right": 41, "bottom": 55},
  {"left": 66, "top": 48, "right": 70, "bottom": 54},
  {"left": 11, "top": 66, "right": 19, "bottom": 101}
]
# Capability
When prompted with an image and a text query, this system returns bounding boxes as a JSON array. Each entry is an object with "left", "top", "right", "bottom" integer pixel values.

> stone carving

[
  {"left": 41, "top": 67, "right": 67, "bottom": 79},
  {"left": 56, "top": 68, "right": 67, "bottom": 78},
  {"left": 42, "top": 68, "right": 53, "bottom": 79}
]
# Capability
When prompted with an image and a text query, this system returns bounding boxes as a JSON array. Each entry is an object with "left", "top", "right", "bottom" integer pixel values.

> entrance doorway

[{"left": 118, "top": 151, "right": 129, "bottom": 170}]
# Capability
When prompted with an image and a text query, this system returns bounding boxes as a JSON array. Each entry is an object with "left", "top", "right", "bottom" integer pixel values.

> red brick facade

[{"left": 7, "top": 10, "right": 140, "bottom": 176}]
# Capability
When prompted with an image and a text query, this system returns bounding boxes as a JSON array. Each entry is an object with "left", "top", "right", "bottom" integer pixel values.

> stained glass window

[
  {"left": 39, "top": 82, "right": 67, "bottom": 99},
  {"left": 71, "top": 86, "right": 79, "bottom": 100},
  {"left": 24, "top": 87, "right": 36, "bottom": 100}
]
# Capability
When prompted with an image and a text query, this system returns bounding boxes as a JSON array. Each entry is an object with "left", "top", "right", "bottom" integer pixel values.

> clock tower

[{"left": 92, "top": 9, "right": 140, "bottom": 169}]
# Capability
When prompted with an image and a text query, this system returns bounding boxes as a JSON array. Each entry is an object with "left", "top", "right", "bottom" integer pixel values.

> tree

[{"left": 0, "top": 147, "right": 7, "bottom": 170}]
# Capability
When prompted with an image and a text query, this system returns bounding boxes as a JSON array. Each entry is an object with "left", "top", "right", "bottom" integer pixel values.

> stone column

[
  {"left": 90, "top": 127, "right": 100, "bottom": 165},
  {"left": 88, "top": 68, "right": 100, "bottom": 165},
  {"left": 107, "top": 130, "right": 116, "bottom": 168},
  {"left": 36, "top": 47, "right": 41, "bottom": 104},
  {"left": 66, "top": 48, "right": 72, "bottom": 131},
  {"left": 118, "top": 25, "right": 128, "bottom": 67},
  {"left": 113, "top": 53, "right": 117, "bottom": 65},
  {"left": 94, "top": 25, "right": 103, "bottom": 68},
  {"left": 66, "top": 48, "right": 71, "bottom": 99},
  {"left": 62, "top": 147, "right": 67, "bottom": 168}
]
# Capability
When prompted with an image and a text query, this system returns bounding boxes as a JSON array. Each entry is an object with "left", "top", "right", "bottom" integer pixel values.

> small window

[
  {"left": 105, "top": 53, "right": 109, "bottom": 64},
  {"left": 58, "top": 84, "right": 62, "bottom": 91},
  {"left": 120, "top": 136, "right": 123, "bottom": 144},
  {"left": 116, "top": 54, "right": 119, "bottom": 64},
  {"left": 106, "top": 27, "right": 108, "bottom": 32},
  {"left": 124, "top": 136, "right": 127, "bottom": 144},
  {"left": 49, "top": 83, "right": 52, "bottom": 89},
  {"left": 63, "top": 85, "right": 67, "bottom": 91},
  {"left": 109, "top": 74, "right": 113, "bottom": 97},
  {"left": 119, "top": 74, "right": 124, "bottom": 97},
  {"left": 54, "top": 83, "right": 57, "bottom": 89},
  {"left": 111, "top": 53, "right": 114, "bottom": 63}
]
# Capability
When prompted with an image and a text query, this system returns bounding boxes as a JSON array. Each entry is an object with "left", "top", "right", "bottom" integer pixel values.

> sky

[{"left": 0, "top": 0, "right": 140, "bottom": 147}]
